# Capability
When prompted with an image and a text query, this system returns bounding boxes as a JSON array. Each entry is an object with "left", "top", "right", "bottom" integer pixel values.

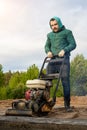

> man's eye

[
  {"left": 54, "top": 24, "right": 58, "bottom": 25},
  {"left": 51, "top": 24, "right": 57, "bottom": 26}
]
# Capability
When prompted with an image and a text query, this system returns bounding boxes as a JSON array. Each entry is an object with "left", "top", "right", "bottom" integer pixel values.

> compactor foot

[{"left": 5, "top": 109, "right": 32, "bottom": 116}]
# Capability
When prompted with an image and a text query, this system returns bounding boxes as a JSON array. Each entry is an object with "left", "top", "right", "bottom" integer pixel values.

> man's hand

[
  {"left": 58, "top": 50, "right": 65, "bottom": 57},
  {"left": 47, "top": 51, "right": 53, "bottom": 58}
]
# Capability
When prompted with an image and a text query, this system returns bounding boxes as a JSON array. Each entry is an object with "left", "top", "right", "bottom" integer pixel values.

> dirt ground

[{"left": 0, "top": 96, "right": 87, "bottom": 119}]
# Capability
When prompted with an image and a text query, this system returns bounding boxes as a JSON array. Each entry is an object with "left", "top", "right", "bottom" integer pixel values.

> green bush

[
  {"left": 0, "top": 83, "right": 27, "bottom": 100},
  {"left": 11, "top": 83, "right": 26, "bottom": 99},
  {"left": 50, "top": 80, "right": 63, "bottom": 97},
  {"left": 0, "top": 87, "right": 7, "bottom": 100},
  {"left": 6, "top": 83, "right": 27, "bottom": 99}
]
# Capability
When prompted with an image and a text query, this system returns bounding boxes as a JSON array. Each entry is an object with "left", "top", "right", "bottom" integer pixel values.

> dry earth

[{"left": 0, "top": 96, "right": 87, "bottom": 119}]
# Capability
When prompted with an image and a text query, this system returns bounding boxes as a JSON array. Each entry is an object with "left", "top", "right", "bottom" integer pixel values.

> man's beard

[{"left": 53, "top": 28, "right": 58, "bottom": 32}]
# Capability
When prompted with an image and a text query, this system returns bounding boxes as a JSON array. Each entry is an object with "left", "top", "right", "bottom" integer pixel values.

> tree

[
  {"left": 26, "top": 64, "right": 39, "bottom": 80},
  {"left": 4, "top": 70, "right": 12, "bottom": 86},
  {"left": 9, "top": 71, "right": 21, "bottom": 88},
  {"left": 0, "top": 64, "right": 4, "bottom": 87},
  {"left": 19, "top": 72, "right": 27, "bottom": 84},
  {"left": 70, "top": 54, "right": 87, "bottom": 95}
]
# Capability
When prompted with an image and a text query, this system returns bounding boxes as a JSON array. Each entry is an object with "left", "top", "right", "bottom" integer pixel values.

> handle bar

[{"left": 38, "top": 55, "right": 65, "bottom": 79}]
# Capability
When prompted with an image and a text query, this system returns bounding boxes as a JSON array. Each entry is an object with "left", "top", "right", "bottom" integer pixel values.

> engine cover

[{"left": 26, "top": 79, "right": 46, "bottom": 89}]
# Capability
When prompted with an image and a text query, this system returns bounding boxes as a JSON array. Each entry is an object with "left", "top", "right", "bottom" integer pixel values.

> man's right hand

[{"left": 47, "top": 51, "right": 53, "bottom": 58}]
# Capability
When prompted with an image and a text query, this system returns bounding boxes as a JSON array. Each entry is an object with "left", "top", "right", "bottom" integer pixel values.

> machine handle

[{"left": 38, "top": 55, "right": 65, "bottom": 79}]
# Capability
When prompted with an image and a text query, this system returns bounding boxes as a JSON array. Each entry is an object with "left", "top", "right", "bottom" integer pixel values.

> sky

[{"left": 0, "top": 0, "right": 87, "bottom": 72}]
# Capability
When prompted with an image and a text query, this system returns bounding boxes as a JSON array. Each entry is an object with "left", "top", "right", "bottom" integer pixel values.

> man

[{"left": 45, "top": 16, "right": 76, "bottom": 112}]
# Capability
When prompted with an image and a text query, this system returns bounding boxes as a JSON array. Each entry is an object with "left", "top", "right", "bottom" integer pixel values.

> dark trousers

[{"left": 47, "top": 56, "right": 70, "bottom": 104}]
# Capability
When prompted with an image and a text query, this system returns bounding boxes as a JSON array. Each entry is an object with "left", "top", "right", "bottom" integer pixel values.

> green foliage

[
  {"left": 0, "top": 64, "right": 4, "bottom": 87},
  {"left": 0, "top": 87, "right": 7, "bottom": 100},
  {"left": 0, "top": 83, "right": 26, "bottom": 100},
  {"left": 70, "top": 54, "right": 87, "bottom": 95},
  {"left": 19, "top": 72, "right": 27, "bottom": 84},
  {"left": 27, "top": 64, "right": 39, "bottom": 80},
  {"left": 50, "top": 80, "right": 63, "bottom": 97},
  {"left": 9, "top": 83, "right": 26, "bottom": 99},
  {"left": 9, "top": 72, "right": 21, "bottom": 88},
  {"left": 4, "top": 71, "right": 12, "bottom": 86}
]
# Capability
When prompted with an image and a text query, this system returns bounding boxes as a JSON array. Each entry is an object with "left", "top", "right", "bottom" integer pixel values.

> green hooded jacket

[{"left": 45, "top": 17, "right": 76, "bottom": 56}]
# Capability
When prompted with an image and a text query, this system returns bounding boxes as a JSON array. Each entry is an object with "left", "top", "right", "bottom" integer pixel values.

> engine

[
  {"left": 25, "top": 88, "right": 50, "bottom": 101},
  {"left": 25, "top": 79, "right": 52, "bottom": 113},
  {"left": 25, "top": 89, "right": 50, "bottom": 113}
]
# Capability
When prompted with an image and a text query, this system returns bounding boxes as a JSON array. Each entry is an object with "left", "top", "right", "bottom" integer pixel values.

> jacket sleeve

[
  {"left": 64, "top": 31, "right": 76, "bottom": 53},
  {"left": 44, "top": 34, "right": 51, "bottom": 54}
]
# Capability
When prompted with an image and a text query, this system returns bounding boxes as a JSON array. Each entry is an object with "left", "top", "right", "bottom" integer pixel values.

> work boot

[{"left": 64, "top": 100, "right": 72, "bottom": 112}]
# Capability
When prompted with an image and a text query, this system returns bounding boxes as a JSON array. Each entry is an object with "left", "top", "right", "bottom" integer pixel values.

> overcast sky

[{"left": 0, "top": 0, "right": 87, "bottom": 72}]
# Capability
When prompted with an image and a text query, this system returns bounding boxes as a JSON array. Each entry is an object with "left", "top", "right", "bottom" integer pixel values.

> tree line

[{"left": 0, "top": 54, "right": 87, "bottom": 100}]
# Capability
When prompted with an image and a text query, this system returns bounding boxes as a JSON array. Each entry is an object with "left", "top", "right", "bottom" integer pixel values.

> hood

[{"left": 50, "top": 16, "right": 63, "bottom": 29}]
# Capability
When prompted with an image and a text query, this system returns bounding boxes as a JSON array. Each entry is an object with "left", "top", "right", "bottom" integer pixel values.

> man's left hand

[{"left": 58, "top": 50, "right": 65, "bottom": 57}]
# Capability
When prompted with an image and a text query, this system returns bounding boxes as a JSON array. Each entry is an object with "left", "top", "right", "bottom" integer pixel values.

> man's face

[{"left": 50, "top": 20, "right": 59, "bottom": 32}]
